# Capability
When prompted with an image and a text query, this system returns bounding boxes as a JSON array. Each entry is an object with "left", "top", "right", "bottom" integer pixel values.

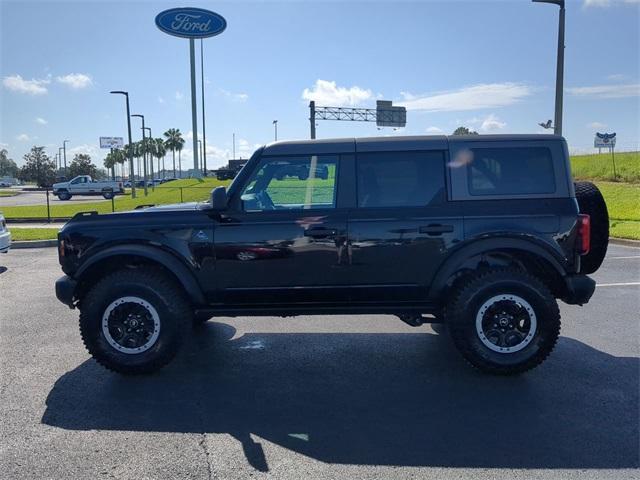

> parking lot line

[{"left": 596, "top": 282, "right": 640, "bottom": 287}]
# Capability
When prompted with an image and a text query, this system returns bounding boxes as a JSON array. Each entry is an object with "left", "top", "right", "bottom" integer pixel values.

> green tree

[
  {"left": 452, "top": 126, "right": 479, "bottom": 135},
  {"left": 18, "top": 146, "right": 56, "bottom": 187},
  {"left": 0, "top": 149, "right": 19, "bottom": 177},
  {"left": 68, "top": 153, "right": 99, "bottom": 178},
  {"left": 163, "top": 128, "right": 184, "bottom": 179}
]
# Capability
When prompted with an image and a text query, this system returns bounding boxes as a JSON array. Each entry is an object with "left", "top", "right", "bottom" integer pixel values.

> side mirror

[{"left": 210, "top": 186, "right": 228, "bottom": 210}]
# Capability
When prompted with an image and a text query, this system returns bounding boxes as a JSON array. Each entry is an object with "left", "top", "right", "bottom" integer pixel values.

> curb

[
  {"left": 6, "top": 218, "right": 71, "bottom": 224},
  {"left": 11, "top": 239, "right": 58, "bottom": 249},
  {"left": 610, "top": 238, "right": 640, "bottom": 248}
]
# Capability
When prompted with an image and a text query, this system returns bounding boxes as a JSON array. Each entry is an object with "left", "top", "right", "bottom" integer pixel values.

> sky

[{"left": 1, "top": 0, "right": 639, "bottom": 172}]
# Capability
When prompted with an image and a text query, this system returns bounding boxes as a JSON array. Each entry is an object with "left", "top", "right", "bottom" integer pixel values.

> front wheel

[
  {"left": 445, "top": 268, "right": 560, "bottom": 375},
  {"left": 57, "top": 191, "right": 71, "bottom": 201},
  {"left": 79, "top": 268, "right": 191, "bottom": 374},
  {"left": 102, "top": 191, "right": 114, "bottom": 200}
]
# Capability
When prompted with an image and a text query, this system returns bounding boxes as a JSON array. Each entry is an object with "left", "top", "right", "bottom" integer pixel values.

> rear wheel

[
  {"left": 445, "top": 268, "right": 560, "bottom": 375},
  {"left": 79, "top": 268, "right": 191, "bottom": 374},
  {"left": 575, "top": 181, "right": 609, "bottom": 274},
  {"left": 57, "top": 191, "right": 71, "bottom": 201},
  {"left": 102, "top": 191, "right": 114, "bottom": 200}
]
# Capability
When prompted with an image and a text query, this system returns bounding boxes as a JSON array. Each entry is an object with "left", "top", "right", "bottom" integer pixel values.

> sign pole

[
  {"left": 611, "top": 146, "right": 617, "bottom": 180},
  {"left": 309, "top": 101, "right": 316, "bottom": 139},
  {"left": 189, "top": 38, "right": 199, "bottom": 175},
  {"left": 200, "top": 38, "right": 207, "bottom": 176}
]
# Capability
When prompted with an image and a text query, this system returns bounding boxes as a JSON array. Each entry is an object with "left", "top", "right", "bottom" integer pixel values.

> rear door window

[
  {"left": 467, "top": 147, "right": 555, "bottom": 195},
  {"left": 356, "top": 151, "right": 445, "bottom": 208}
]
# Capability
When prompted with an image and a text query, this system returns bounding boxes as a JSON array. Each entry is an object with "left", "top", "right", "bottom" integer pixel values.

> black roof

[{"left": 263, "top": 134, "right": 564, "bottom": 156}]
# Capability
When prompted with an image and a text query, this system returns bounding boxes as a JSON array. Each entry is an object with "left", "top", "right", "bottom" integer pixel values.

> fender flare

[
  {"left": 76, "top": 244, "right": 206, "bottom": 305},
  {"left": 427, "top": 236, "right": 568, "bottom": 302}
]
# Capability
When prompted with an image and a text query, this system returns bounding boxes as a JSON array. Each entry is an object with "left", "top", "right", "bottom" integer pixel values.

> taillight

[{"left": 577, "top": 214, "right": 590, "bottom": 255}]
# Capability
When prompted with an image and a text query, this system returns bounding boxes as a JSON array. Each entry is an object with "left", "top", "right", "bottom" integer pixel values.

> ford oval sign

[{"left": 155, "top": 8, "right": 226, "bottom": 39}]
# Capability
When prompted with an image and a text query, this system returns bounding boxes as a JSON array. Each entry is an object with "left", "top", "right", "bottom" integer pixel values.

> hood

[{"left": 130, "top": 202, "right": 202, "bottom": 213}]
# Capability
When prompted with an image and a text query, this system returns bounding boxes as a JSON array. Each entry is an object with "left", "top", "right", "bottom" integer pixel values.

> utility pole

[
  {"left": 533, "top": 0, "right": 565, "bottom": 136},
  {"left": 273, "top": 120, "right": 278, "bottom": 141},
  {"left": 309, "top": 101, "right": 316, "bottom": 139},
  {"left": 62, "top": 140, "right": 69, "bottom": 176}
]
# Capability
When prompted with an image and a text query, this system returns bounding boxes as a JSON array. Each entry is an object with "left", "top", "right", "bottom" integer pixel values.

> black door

[
  {"left": 214, "top": 154, "right": 350, "bottom": 305},
  {"left": 347, "top": 149, "right": 463, "bottom": 304}
]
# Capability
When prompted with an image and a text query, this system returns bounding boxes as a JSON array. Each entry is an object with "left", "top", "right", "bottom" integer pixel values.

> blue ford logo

[{"left": 155, "top": 8, "right": 227, "bottom": 39}]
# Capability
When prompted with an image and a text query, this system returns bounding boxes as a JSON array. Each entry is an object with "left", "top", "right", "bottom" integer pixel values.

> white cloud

[
  {"left": 218, "top": 88, "right": 249, "bottom": 102},
  {"left": 426, "top": 126, "right": 444, "bottom": 134},
  {"left": 302, "top": 79, "right": 373, "bottom": 107},
  {"left": 56, "top": 73, "right": 93, "bottom": 89},
  {"left": 175, "top": 91, "right": 184, "bottom": 101},
  {"left": 35, "top": 117, "right": 48, "bottom": 125},
  {"left": 479, "top": 114, "right": 507, "bottom": 133},
  {"left": 158, "top": 96, "right": 165, "bottom": 104},
  {"left": 567, "top": 83, "right": 639, "bottom": 98},
  {"left": 584, "top": 0, "right": 640, "bottom": 7},
  {"left": 606, "top": 73, "right": 627, "bottom": 81},
  {"left": 3, "top": 74, "right": 50, "bottom": 95},
  {"left": 17, "top": 134, "right": 30, "bottom": 141},
  {"left": 587, "top": 121, "right": 608, "bottom": 130},
  {"left": 399, "top": 83, "right": 532, "bottom": 112}
]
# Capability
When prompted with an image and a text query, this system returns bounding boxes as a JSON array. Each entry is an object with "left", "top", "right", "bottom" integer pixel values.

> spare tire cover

[{"left": 575, "top": 181, "right": 609, "bottom": 274}]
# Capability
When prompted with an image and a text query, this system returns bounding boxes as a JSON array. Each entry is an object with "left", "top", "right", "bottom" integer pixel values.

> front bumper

[
  {"left": 562, "top": 274, "right": 596, "bottom": 305},
  {"left": 0, "top": 230, "right": 11, "bottom": 253},
  {"left": 55, "top": 275, "right": 78, "bottom": 308}
]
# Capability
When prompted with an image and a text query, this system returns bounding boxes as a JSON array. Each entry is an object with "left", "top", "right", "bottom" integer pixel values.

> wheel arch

[
  {"left": 75, "top": 244, "right": 206, "bottom": 306},
  {"left": 427, "top": 237, "right": 568, "bottom": 304}
]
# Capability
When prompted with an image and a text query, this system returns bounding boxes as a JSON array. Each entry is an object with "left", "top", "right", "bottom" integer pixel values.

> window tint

[
  {"left": 356, "top": 151, "right": 445, "bottom": 208},
  {"left": 467, "top": 147, "right": 555, "bottom": 196},
  {"left": 241, "top": 155, "right": 337, "bottom": 211}
]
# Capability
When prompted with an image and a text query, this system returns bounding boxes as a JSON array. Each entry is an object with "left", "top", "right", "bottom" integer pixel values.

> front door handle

[
  {"left": 304, "top": 228, "right": 338, "bottom": 238},
  {"left": 419, "top": 224, "right": 454, "bottom": 236}
]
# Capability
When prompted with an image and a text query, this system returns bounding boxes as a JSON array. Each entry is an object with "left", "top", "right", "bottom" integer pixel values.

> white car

[{"left": 0, "top": 214, "right": 10, "bottom": 253}]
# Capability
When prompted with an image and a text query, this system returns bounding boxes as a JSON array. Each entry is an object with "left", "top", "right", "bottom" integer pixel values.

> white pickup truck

[{"left": 52, "top": 176, "right": 124, "bottom": 201}]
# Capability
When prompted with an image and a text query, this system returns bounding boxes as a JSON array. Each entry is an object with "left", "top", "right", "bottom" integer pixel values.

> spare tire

[{"left": 575, "top": 181, "right": 609, "bottom": 274}]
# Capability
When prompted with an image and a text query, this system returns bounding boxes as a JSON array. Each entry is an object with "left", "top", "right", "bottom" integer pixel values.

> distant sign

[
  {"left": 594, "top": 132, "right": 616, "bottom": 149},
  {"left": 100, "top": 137, "right": 124, "bottom": 149},
  {"left": 376, "top": 100, "right": 406, "bottom": 128},
  {"left": 155, "top": 8, "right": 227, "bottom": 39}
]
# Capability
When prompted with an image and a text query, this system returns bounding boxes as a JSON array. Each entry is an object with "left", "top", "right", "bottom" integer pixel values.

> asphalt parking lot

[
  {"left": 0, "top": 245, "right": 638, "bottom": 480},
  {"left": 0, "top": 190, "right": 109, "bottom": 207}
]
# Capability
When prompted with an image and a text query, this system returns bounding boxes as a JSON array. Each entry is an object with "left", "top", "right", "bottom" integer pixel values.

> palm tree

[
  {"left": 163, "top": 128, "right": 183, "bottom": 179},
  {"left": 176, "top": 136, "right": 185, "bottom": 178},
  {"left": 104, "top": 152, "right": 116, "bottom": 180},
  {"left": 154, "top": 138, "right": 166, "bottom": 179}
]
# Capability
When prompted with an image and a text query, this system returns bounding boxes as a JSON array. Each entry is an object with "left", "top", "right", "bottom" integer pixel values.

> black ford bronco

[{"left": 55, "top": 135, "right": 609, "bottom": 375}]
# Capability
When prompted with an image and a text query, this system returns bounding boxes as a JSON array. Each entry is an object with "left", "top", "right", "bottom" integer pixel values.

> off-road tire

[
  {"left": 445, "top": 268, "right": 560, "bottom": 375},
  {"left": 574, "top": 181, "right": 609, "bottom": 274},
  {"left": 57, "top": 191, "right": 71, "bottom": 201},
  {"left": 79, "top": 268, "right": 191, "bottom": 374}
]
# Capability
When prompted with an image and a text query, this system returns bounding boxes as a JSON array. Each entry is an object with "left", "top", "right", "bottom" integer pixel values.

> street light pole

[
  {"left": 58, "top": 147, "right": 63, "bottom": 172},
  {"left": 533, "top": 0, "right": 565, "bottom": 136},
  {"left": 132, "top": 114, "right": 148, "bottom": 195},
  {"left": 309, "top": 101, "right": 316, "bottom": 139},
  {"left": 62, "top": 140, "right": 69, "bottom": 176},
  {"left": 273, "top": 120, "right": 278, "bottom": 141},
  {"left": 110, "top": 90, "right": 136, "bottom": 198}
]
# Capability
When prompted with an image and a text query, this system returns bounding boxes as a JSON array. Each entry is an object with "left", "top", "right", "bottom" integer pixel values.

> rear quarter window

[{"left": 467, "top": 147, "right": 556, "bottom": 196}]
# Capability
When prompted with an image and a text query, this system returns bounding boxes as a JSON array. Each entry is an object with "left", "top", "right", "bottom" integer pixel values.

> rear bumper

[
  {"left": 0, "top": 230, "right": 11, "bottom": 253},
  {"left": 55, "top": 275, "right": 78, "bottom": 308},
  {"left": 562, "top": 274, "right": 596, "bottom": 305}
]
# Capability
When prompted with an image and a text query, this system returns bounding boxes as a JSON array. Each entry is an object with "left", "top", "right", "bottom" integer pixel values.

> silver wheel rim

[
  {"left": 475, "top": 294, "right": 537, "bottom": 354},
  {"left": 101, "top": 296, "right": 161, "bottom": 354}
]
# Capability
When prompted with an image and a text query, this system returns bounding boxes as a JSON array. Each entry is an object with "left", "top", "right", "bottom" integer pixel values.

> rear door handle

[
  {"left": 419, "top": 224, "right": 454, "bottom": 236},
  {"left": 304, "top": 228, "right": 338, "bottom": 238}
]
